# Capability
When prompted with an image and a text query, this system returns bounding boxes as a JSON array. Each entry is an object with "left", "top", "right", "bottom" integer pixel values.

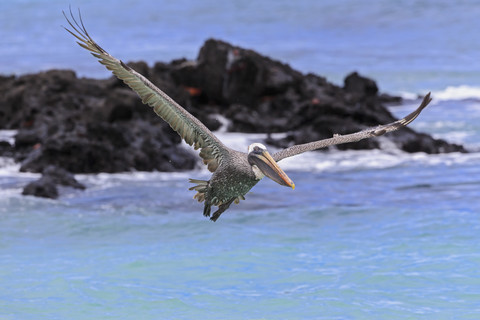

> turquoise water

[
  {"left": 1, "top": 0, "right": 480, "bottom": 319},
  {"left": 1, "top": 156, "right": 480, "bottom": 319}
]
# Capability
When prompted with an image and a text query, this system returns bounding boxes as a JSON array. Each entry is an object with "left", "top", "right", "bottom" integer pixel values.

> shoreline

[{"left": 0, "top": 39, "right": 466, "bottom": 198}]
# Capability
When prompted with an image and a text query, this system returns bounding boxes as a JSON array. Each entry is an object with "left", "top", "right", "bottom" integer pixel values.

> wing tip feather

[
  {"left": 64, "top": 8, "right": 226, "bottom": 173},
  {"left": 120, "top": 60, "right": 133, "bottom": 71}
]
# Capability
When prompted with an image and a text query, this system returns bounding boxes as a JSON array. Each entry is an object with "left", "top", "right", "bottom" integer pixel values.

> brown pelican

[{"left": 64, "top": 11, "right": 432, "bottom": 221}]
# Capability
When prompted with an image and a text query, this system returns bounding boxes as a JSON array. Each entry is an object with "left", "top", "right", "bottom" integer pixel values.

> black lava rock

[
  {"left": 22, "top": 165, "right": 85, "bottom": 199},
  {"left": 22, "top": 176, "right": 59, "bottom": 199},
  {"left": 0, "top": 38, "right": 466, "bottom": 199}
]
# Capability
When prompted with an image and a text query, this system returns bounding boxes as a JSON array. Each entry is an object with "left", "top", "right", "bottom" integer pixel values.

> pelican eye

[{"left": 254, "top": 146, "right": 262, "bottom": 153}]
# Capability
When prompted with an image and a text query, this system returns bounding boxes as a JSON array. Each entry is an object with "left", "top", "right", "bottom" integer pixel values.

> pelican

[{"left": 64, "top": 11, "right": 432, "bottom": 221}]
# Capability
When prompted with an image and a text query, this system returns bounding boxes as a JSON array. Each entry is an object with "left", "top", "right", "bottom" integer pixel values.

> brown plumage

[{"left": 64, "top": 9, "right": 432, "bottom": 221}]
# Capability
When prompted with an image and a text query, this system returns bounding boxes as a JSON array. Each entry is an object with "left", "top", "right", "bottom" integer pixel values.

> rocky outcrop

[
  {"left": 0, "top": 69, "right": 198, "bottom": 174},
  {"left": 22, "top": 165, "right": 85, "bottom": 199},
  {"left": 0, "top": 39, "right": 467, "bottom": 198}
]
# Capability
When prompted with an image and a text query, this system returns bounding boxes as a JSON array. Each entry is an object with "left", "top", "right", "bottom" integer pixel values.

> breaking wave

[{"left": 432, "top": 85, "right": 480, "bottom": 101}]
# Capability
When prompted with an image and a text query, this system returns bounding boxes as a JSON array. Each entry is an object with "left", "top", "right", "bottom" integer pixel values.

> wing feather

[
  {"left": 63, "top": 9, "right": 228, "bottom": 172},
  {"left": 272, "top": 93, "right": 432, "bottom": 162}
]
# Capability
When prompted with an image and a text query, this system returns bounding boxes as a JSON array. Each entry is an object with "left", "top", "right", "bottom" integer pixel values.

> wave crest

[{"left": 432, "top": 85, "right": 480, "bottom": 101}]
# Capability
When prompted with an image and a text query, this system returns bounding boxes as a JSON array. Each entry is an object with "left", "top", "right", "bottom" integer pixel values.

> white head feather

[{"left": 248, "top": 142, "right": 267, "bottom": 154}]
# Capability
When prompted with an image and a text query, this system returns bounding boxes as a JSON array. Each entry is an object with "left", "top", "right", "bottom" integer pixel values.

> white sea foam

[
  {"left": 79, "top": 131, "right": 480, "bottom": 187},
  {"left": 77, "top": 170, "right": 198, "bottom": 190},
  {"left": 0, "top": 158, "right": 24, "bottom": 176},
  {"left": 210, "top": 131, "right": 479, "bottom": 173},
  {"left": 397, "top": 86, "right": 480, "bottom": 102},
  {"left": 432, "top": 85, "right": 480, "bottom": 101},
  {"left": 0, "top": 130, "right": 17, "bottom": 145},
  {"left": 71, "top": 148, "right": 480, "bottom": 190},
  {"left": 214, "top": 114, "right": 231, "bottom": 133},
  {"left": 1, "top": 104, "right": 478, "bottom": 188},
  {"left": 0, "top": 157, "right": 40, "bottom": 198}
]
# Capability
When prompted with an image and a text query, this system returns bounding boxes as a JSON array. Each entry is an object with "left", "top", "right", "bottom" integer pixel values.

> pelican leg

[
  {"left": 210, "top": 198, "right": 236, "bottom": 222},
  {"left": 203, "top": 202, "right": 212, "bottom": 218}
]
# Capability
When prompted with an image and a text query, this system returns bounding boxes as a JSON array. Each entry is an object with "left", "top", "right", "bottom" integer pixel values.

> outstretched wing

[
  {"left": 272, "top": 93, "right": 432, "bottom": 162},
  {"left": 63, "top": 9, "right": 227, "bottom": 172}
]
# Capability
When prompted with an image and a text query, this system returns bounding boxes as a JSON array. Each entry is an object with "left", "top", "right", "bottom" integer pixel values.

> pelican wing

[
  {"left": 63, "top": 10, "right": 227, "bottom": 172},
  {"left": 272, "top": 93, "right": 432, "bottom": 162}
]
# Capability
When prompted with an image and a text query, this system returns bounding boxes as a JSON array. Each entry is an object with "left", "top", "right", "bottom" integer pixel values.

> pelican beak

[{"left": 249, "top": 150, "right": 295, "bottom": 190}]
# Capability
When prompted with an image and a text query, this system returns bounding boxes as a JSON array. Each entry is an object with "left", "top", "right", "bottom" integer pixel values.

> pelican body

[
  {"left": 188, "top": 144, "right": 295, "bottom": 220},
  {"left": 64, "top": 10, "right": 432, "bottom": 221}
]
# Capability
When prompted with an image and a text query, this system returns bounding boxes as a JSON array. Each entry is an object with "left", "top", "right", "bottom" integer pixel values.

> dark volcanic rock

[
  {"left": 22, "top": 176, "right": 59, "bottom": 199},
  {"left": 185, "top": 40, "right": 465, "bottom": 154},
  {"left": 344, "top": 72, "right": 379, "bottom": 97},
  {"left": 0, "top": 38, "right": 467, "bottom": 198},
  {"left": 0, "top": 140, "right": 14, "bottom": 157},
  {"left": 22, "top": 165, "right": 85, "bottom": 199},
  {"left": 42, "top": 165, "right": 86, "bottom": 190},
  {"left": 0, "top": 69, "right": 198, "bottom": 175}
]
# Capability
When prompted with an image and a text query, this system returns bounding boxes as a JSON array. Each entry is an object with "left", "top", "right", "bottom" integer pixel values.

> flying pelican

[{"left": 64, "top": 11, "right": 432, "bottom": 221}]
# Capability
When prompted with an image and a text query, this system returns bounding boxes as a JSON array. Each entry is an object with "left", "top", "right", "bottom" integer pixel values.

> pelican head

[{"left": 247, "top": 143, "right": 295, "bottom": 189}]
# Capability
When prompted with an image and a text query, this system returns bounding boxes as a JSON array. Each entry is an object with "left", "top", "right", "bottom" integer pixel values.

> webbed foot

[{"left": 210, "top": 198, "right": 235, "bottom": 222}]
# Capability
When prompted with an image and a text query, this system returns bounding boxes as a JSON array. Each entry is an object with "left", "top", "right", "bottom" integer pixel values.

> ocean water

[
  {"left": 1, "top": 1, "right": 480, "bottom": 319},
  {"left": 1, "top": 0, "right": 480, "bottom": 93}
]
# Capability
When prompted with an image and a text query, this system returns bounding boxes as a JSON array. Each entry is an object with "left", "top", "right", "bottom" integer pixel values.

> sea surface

[{"left": 1, "top": 1, "right": 480, "bottom": 319}]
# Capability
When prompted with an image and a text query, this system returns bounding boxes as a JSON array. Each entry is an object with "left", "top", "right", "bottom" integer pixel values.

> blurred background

[
  {"left": 1, "top": 1, "right": 480, "bottom": 319},
  {"left": 1, "top": 0, "right": 479, "bottom": 94}
]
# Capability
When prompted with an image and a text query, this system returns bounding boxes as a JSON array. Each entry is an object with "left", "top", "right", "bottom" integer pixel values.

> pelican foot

[
  {"left": 203, "top": 203, "right": 211, "bottom": 217},
  {"left": 210, "top": 198, "right": 235, "bottom": 222}
]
